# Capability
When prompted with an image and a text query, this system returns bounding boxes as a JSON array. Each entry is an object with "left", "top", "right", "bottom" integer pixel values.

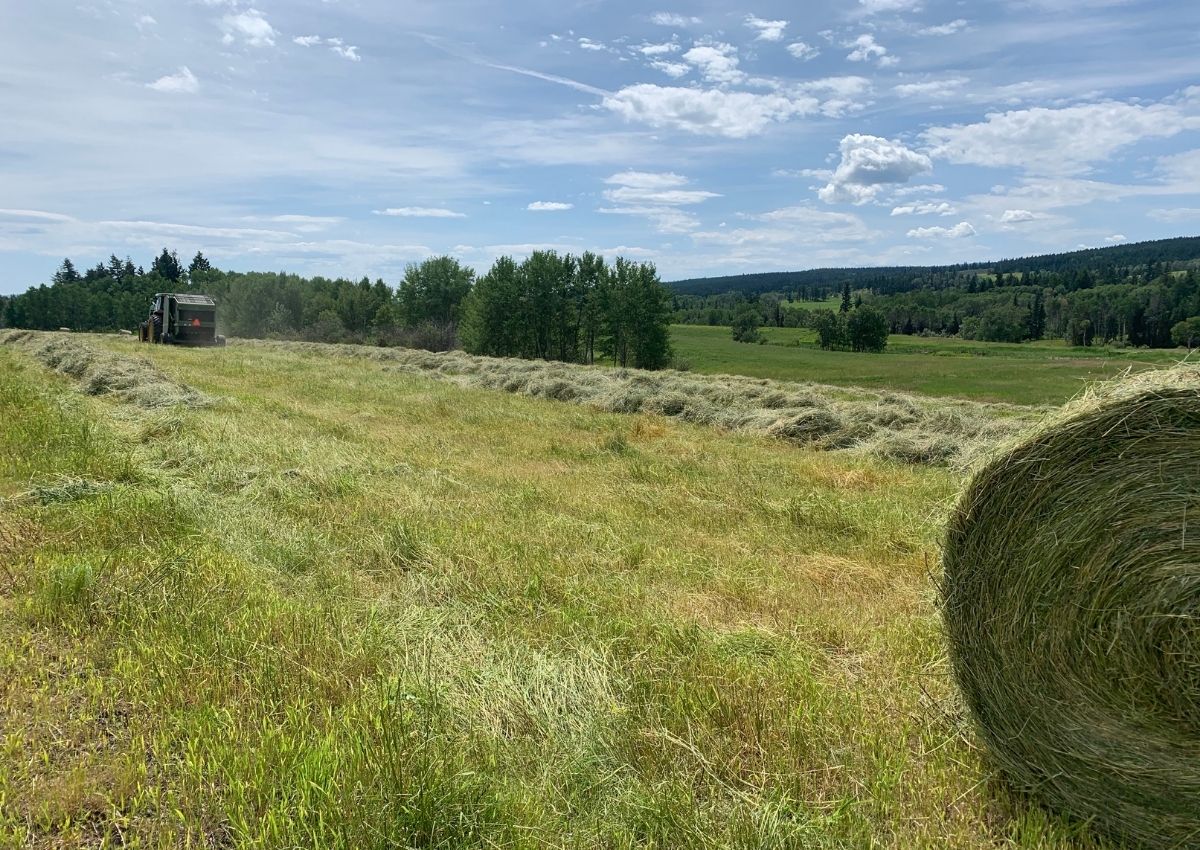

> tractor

[{"left": 139, "top": 293, "right": 226, "bottom": 347}]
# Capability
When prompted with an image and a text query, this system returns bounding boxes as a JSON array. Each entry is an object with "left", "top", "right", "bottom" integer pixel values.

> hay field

[
  {"left": 670, "top": 324, "right": 1185, "bottom": 405},
  {"left": 1, "top": 332, "right": 1103, "bottom": 848}
]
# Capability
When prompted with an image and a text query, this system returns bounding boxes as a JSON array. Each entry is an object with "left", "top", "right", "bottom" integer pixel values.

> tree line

[
  {"left": 0, "top": 248, "right": 674, "bottom": 369},
  {"left": 672, "top": 264, "right": 1200, "bottom": 348}
]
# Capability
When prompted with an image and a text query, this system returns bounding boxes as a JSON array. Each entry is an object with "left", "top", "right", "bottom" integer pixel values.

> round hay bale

[{"left": 941, "top": 366, "right": 1200, "bottom": 847}]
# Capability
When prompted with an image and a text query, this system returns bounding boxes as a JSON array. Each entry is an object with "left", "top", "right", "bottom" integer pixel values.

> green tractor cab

[{"left": 139, "top": 293, "right": 226, "bottom": 347}]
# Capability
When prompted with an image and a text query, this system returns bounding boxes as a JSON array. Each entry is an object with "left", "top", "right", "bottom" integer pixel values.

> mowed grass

[
  {"left": 671, "top": 324, "right": 1187, "bottom": 405},
  {"left": 0, "top": 335, "right": 1105, "bottom": 849}
]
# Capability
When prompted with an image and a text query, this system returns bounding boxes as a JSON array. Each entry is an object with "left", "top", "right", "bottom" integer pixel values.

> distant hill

[{"left": 668, "top": 235, "right": 1200, "bottom": 297}]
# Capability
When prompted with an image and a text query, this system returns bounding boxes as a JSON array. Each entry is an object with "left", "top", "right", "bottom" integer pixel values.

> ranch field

[
  {"left": 670, "top": 324, "right": 1186, "bottom": 405},
  {"left": 0, "top": 332, "right": 1105, "bottom": 849}
]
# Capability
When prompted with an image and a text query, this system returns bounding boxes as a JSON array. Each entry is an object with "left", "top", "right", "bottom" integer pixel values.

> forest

[
  {"left": 0, "top": 248, "right": 674, "bottom": 369},
  {"left": 671, "top": 236, "right": 1200, "bottom": 348}
]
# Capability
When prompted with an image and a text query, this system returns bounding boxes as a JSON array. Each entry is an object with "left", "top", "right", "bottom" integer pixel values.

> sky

[{"left": 2, "top": 0, "right": 1200, "bottom": 293}]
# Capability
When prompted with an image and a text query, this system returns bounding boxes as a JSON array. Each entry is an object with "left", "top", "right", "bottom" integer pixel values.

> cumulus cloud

[
  {"left": 786, "top": 41, "right": 819, "bottom": 61},
  {"left": 818, "top": 134, "right": 933, "bottom": 204},
  {"left": 845, "top": 34, "right": 895, "bottom": 66},
  {"left": 598, "top": 171, "right": 718, "bottom": 233},
  {"left": 744, "top": 14, "right": 788, "bottom": 42},
  {"left": 1105, "top": 233, "right": 1127, "bottom": 243},
  {"left": 891, "top": 201, "right": 955, "bottom": 216},
  {"left": 918, "top": 19, "right": 968, "bottom": 35},
  {"left": 603, "top": 84, "right": 816, "bottom": 138},
  {"left": 135, "top": 15, "right": 157, "bottom": 31},
  {"left": 1000, "top": 209, "right": 1037, "bottom": 223},
  {"left": 682, "top": 41, "right": 744, "bottom": 84},
  {"left": 651, "top": 12, "right": 701, "bottom": 26},
  {"left": 907, "top": 221, "right": 976, "bottom": 238},
  {"left": 650, "top": 60, "right": 690, "bottom": 78},
  {"left": 147, "top": 67, "right": 199, "bottom": 94},
  {"left": 527, "top": 201, "right": 574, "bottom": 211},
  {"left": 924, "top": 99, "right": 1200, "bottom": 175},
  {"left": 636, "top": 41, "right": 679, "bottom": 56},
  {"left": 373, "top": 207, "right": 466, "bottom": 218},
  {"left": 578, "top": 37, "right": 608, "bottom": 51},
  {"left": 220, "top": 9, "right": 277, "bottom": 48}
]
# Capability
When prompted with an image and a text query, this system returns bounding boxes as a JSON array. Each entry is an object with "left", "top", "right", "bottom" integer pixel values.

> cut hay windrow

[
  {"left": 0, "top": 330, "right": 213, "bottom": 409},
  {"left": 241, "top": 337, "right": 1043, "bottom": 467},
  {"left": 942, "top": 364, "right": 1200, "bottom": 847}
]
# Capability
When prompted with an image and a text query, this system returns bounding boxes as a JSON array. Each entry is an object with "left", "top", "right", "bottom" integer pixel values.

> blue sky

[{"left": 2, "top": 0, "right": 1199, "bottom": 293}]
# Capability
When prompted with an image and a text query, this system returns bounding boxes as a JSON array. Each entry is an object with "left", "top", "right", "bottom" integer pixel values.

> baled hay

[
  {"left": 0, "top": 330, "right": 213, "bottom": 409},
  {"left": 941, "top": 364, "right": 1200, "bottom": 847},
  {"left": 237, "top": 337, "right": 1044, "bottom": 466}
]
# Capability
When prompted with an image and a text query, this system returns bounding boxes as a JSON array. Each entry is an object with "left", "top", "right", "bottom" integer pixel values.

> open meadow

[
  {"left": 0, "top": 331, "right": 1109, "bottom": 849},
  {"left": 670, "top": 324, "right": 1187, "bottom": 405}
]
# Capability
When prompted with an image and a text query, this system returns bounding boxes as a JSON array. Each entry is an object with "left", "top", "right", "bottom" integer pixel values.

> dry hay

[
  {"left": 240, "top": 337, "right": 1043, "bottom": 467},
  {"left": 0, "top": 330, "right": 213, "bottom": 409},
  {"left": 942, "top": 364, "right": 1200, "bottom": 847}
]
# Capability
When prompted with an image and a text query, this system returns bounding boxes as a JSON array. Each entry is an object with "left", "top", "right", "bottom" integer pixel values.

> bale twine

[{"left": 942, "top": 365, "right": 1200, "bottom": 847}]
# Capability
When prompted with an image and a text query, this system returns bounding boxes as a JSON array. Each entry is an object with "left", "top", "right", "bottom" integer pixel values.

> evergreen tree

[
  {"left": 189, "top": 252, "right": 213, "bottom": 275},
  {"left": 151, "top": 248, "right": 183, "bottom": 282},
  {"left": 840, "top": 282, "right": 851, "bottom": 313}
]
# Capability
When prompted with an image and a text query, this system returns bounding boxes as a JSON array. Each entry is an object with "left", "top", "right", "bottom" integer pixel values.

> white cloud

[
  {"left": 891, "top": 183, "right": 945, "bottom": 198},
  {"left": 636, "top": 41, "right": 679, "bottom": 56},
  {"left": 1000, "top": 208, "right": 1037, "bottom": 223},
  {"left": 603, "top": 84, "right": 816, "bottom": 138},
  {"left": 907, "top": 221, "right": 976, "bottom": 239},
  {"left": 818, "top": 134, "right": 933, "bottom": 204},
  {"left": 243, "top": 214, "right": 344, "bottom": 233},
  {"left": 1148, "top": 207, "right": 1200, "bottom": 222},
  {"left": 527, "top": 201, "right": 574, "bottom": 211},
  {"left": 219, "top": 9, "right": 277, "bottom": 48},
  {"left": 682, "top": 42, "right": 744, "bottom": 84},
  {"left": 794, "top": 76, "right": 872, "bottom": 117},
  {"left": 0, "top": 208, "right": 77, "bottom": 224},
  {"left": 651, "top": 12, "right": 701, "bottom": 26},
  {"left": 373, "top": 207, "right": 466, "bottom": 218},
  {"left": 891, "top": 201, "right": 955, "bottom": 216},
  {"left": 858, "top": 0, "right": 921, "bottom": 12},
  {"left": 599, "top": 171, "right": 718, "bottom": 233},
  {"left": 894, "top": 77, "right": 968, "bottom": 98},
  {"left": 135, "top": 15, "right": 157, "bottom": 31},
  {"left": 924, "top": 99, "right": 1200, "bottom": 175},
  {"left": 845, "top": 34, "right": 894, "bottom": 66},
  {"left": 918, "top": 19, "right": 968, "bottom": 36},
  {"left": 294, "top": 35, "right": 361, "bottom": 61},
  {"left": 147, "top": 67, "right": 199, "bottom": 94},
  {"left": 1105, "top": 233, "right": 1127, "bottom": 243},
  {"left": 650, "top": 60, "right": 690, "bottom": 78},
  {"left": 578, "top": 37, "right": 607, "bottom": 51},
  {"left": 786, "top": 42, "right": 819, "bottom": 61},
  {"left": 744, "top": 15, "right": 788, "bottom": 42}
]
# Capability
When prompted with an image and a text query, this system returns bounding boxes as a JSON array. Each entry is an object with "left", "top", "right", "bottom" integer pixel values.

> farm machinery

[{"left": 139, "top": 293, "right": 226, "bottom": 347}]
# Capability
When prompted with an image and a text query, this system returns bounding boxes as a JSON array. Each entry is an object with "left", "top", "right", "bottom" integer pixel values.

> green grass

[
  {"left": 670, "top": 324, "right": 1187, "bottom": 405},
  {"left": 0, "top": 334, "right": 1108, "bottom": 848}
]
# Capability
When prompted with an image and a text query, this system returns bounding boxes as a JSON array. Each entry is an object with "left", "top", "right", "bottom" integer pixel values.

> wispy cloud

[
  {"left": 147, "top": 67, "right": 199, "bottom": 94},
  {"left": 374, "top": 207, "right": 466, "bottom": 218}
]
